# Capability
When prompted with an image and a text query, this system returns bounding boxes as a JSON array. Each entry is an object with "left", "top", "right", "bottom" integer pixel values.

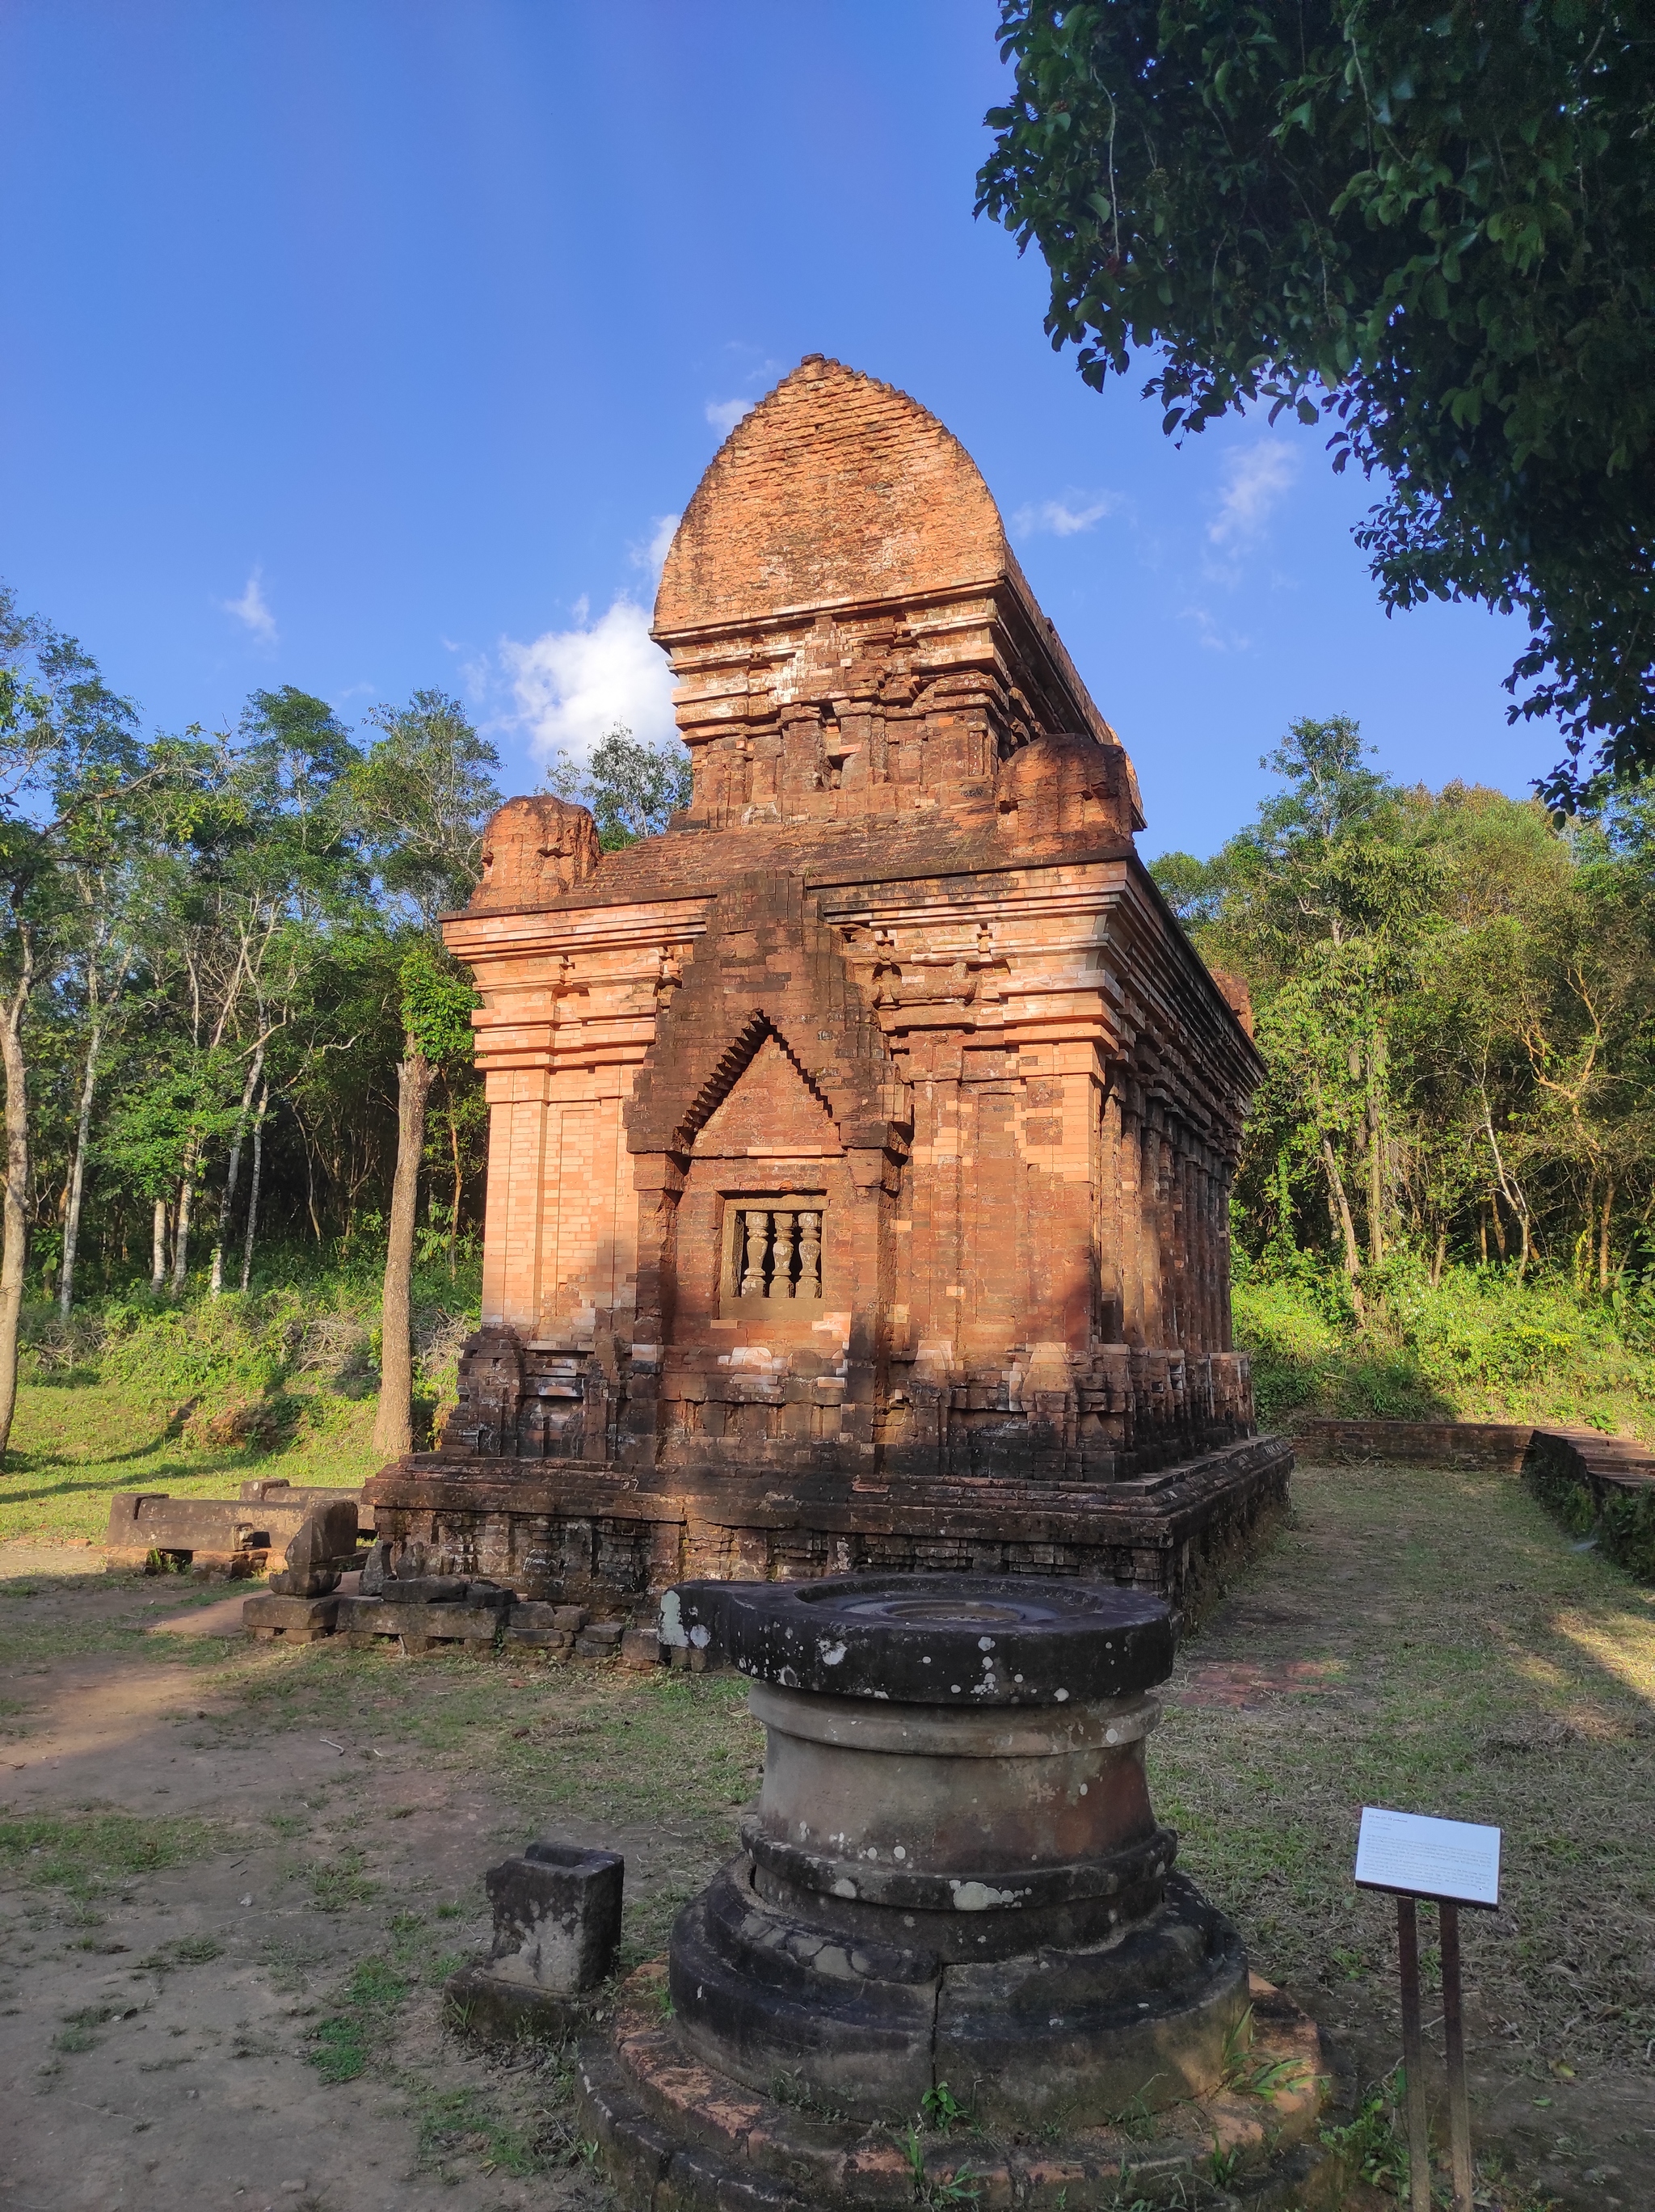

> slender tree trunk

[
  {"left": 172, "top": 1138, "right": 199, "bottom": 1293},
  {"left": 1366, "top": 1033, "right": 1387, "bottom": 1266},
  {"left": 151, "top": 1199, "right": 167, "bottom": 1293},
  {"left": 446, "top": 1086, "right": 462, "bottom": 1277},
  {"left": 1320, "top": 1135, "right": 1364, "bottom": 1320},
  {"left": 210, "top": 1044, "right": 263, "bottom": 1296},
  {"left": 60, "top": 1014, "right": 106, "bottom": 1318},
  {"left": 239, "top": 1081, "right": 268, "bottom": 1294},
  {"left": 373, "top": 1045, "right": 435, "bottom": 1459},
  {"left": 1489, "top": 1191, "right": 1508, "bottom": 1262},
  {"left": 0, "top": 951, "right": 36, "bottom": 1466},
  {"left": 1430, "top": 1224, "right": 1447, "bottom": 1291},
  {"left": 1598, "top": 1181, "right": 1614, "bottom": 1294}
]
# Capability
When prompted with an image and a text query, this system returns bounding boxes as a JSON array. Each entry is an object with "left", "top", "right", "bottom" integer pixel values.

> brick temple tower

[{"left": 365, "top": 357, "right": 1289, "bottom": 1612}]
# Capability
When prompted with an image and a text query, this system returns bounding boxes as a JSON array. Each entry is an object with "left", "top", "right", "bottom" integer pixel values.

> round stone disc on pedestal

[{"left": 583, "top": 1573, "right": 1338, "bottom": 2208}]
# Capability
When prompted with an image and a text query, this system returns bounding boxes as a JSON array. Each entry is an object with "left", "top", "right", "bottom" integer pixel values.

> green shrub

[{"left": 1235, "top": 1258, "right": 1655, "bottom": 1442}]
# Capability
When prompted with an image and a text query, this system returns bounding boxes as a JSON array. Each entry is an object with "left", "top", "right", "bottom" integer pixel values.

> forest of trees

[
  {"left": 1153, "top": 718, "right": 1655, "bottom": 1312},
  {"left": 0, "top": 580, "right": 688, "bottom": 1458},
  {"left": 6, "top": 572, "right": 1651, "bottom": 1460}
]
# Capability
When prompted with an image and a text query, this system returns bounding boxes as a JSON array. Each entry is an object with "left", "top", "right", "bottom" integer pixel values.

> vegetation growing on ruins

[{"left": 1155, "top": 714, "right": 1655, "bottom": 1435}]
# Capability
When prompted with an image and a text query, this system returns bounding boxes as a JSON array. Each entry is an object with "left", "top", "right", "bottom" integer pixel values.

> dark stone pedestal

[
  {"left": 578, "top": 1574, "right": 1342, "bottom": 2209},
  {"left": 446, "top": 1840, "right": 624, "bottom": 2043}
]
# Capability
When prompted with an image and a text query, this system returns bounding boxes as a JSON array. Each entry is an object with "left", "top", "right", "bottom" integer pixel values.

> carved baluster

[
  {"left": 740, "top": 1211, "right": 769, "bottom": 1299},
  {"left": 771, "top": 1212, "right": 797, "bottom": 1297},
  {"left": 797, "top": 1211, "right": 821, "bottom": 1300}
]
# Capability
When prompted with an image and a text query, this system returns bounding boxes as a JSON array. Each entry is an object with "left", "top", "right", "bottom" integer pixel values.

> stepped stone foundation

[
  {"left": 366, "top": 355, "right": 1291, "bottom": 1615},
  {"left": 578, "top": 1575, "right": 1339, "bottom": 2209}
]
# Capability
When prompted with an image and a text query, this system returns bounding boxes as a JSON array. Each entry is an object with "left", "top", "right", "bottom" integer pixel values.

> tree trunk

[
  {"left": 240, "top": 1081, "right": 268, "bottom": 1294},
  {"left": 1320, "top": 1135, "right": 1364, "bottom": 1319},
  {"left": 152, "top": 1199, "right": 167, "bottom": 1293},
  {"left": 60, "top": 1014, "right": 105, "bottom": 1318},
  {"left": 171, "top": 1138, "right": 199, "bottom": 1293},
  {"left": 0, "top": 953, "right": 36, "bottom": 1465},
  {"left": 210, "top": 1044, "right": 264, "bottom": 1296},
  {"left": 1598, "top": 1180, "right": 1614, "bottom": 1294},
  {"left": 446, "top": 1085, "right": 462, "bottom": 1277},
  {"left": 373, "top": 1045, "right": 435, "bottom": 1459},
  {"left": 1430, "top": 1224, "right": 1447, "bottom": 1291},
  {"left": 1366, "top": 1033, "right": 1387, "bottom": 1266}
]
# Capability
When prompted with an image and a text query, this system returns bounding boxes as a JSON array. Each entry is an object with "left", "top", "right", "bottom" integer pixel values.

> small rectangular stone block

[
  {"left": 620, "top": 1626, "right": 663, "bottom": 1669},
  {"left": 483, "top": 1839, "right": 624, "bottom": 1995},
  {"left": 242, "top": 1592, "right": 339, "bottom": 1635}
]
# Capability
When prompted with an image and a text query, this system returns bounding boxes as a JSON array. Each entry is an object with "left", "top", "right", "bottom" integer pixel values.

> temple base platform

[{"left": 362, "top": 1431, "right": 1291, "bottom": 1627}]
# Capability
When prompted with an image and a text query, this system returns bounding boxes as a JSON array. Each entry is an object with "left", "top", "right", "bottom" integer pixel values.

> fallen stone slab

[
  {"left": 242, "top": 1592, "right": 341, "bottom": 1643},
  {"left": 241, "top": 1476, "right": 376, "bottom": 1534},
  {"left": 105, "top": 1488, "right": 363, "bottom": 1576},
  {"left": 334, "top": 1595, "right": 504, "bottom": 1652}
]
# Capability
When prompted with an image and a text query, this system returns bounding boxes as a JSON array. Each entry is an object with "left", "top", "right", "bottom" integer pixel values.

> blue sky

[{"left": 1, "top": 1, "right": 1561, "bottom": 861}]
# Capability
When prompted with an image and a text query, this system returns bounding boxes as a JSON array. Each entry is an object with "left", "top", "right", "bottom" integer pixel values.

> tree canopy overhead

[{"left": 976, "top": 2, "right": 1655, "bottom": 810}]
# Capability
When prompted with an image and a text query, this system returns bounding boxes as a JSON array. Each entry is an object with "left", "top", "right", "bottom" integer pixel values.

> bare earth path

[{"left": 0, "top": 1454, "right": 1650, "bottom": 2212}]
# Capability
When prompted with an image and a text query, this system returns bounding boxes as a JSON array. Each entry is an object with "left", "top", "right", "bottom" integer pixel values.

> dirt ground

[{"left": 0, "top": 1455, "right": 1650, "bottom": 2212}]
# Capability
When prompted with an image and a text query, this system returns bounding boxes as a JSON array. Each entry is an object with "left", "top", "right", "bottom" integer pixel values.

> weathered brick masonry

[{"left": 366, "top": 356, "right": 1291, "bottom": 1616}]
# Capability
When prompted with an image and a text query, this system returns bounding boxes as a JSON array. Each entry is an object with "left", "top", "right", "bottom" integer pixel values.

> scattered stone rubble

[{"left": 242, "top": 1518, "right": 655, "bottom": 1658}]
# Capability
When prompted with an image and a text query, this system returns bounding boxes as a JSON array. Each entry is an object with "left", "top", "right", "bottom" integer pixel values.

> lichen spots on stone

[{"left": 949, "top": 1879, "right": 1025, "bottom": 1911}]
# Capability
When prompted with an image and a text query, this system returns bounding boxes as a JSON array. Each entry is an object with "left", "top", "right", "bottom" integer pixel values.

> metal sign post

[{"left": 1354, "top": 1806, "right": 1502, "bottom": 2212}]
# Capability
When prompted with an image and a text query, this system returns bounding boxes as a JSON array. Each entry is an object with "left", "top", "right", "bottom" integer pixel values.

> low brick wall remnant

[
  {"left": 1295, "top": 1419, "right": 1533, "bottom": 1471},
  {"left": 1294, "top": 1417, "right": 1654, "bottom": 1582}
]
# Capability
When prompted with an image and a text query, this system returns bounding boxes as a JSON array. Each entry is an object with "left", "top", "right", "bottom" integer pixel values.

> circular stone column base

[{"left": 579, "top": 1960, "right": 1356, "bottom": 2211}]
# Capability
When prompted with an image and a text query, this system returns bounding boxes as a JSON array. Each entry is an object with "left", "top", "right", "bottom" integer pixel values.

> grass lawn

[
  {"left": 0, "top": 1374, "right": 386, "bottom": 1548},
  {"left": 1, "top": 1444, "right": 1650, "bottom": 2210}
]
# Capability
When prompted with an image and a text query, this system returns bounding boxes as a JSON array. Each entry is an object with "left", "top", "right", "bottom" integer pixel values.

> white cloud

[
  {"left": 1011, "top": 493, "right": 1121, "bottom": 539},
  {"left": 500, "top": 596, "right": 676, "bottom": 769},
  {"left": 1207, "top": 444, "right": 1299, "bottom": 548},
  {"left": 630, "top": 512, "right": 680, "bottom": 575},
  {"left": 222, "top": 568, "right": 277, "bottom": 644},
  {"left": 705, "top": 397, "right": 754, "bottom": 434},
  {"left": 1179, "top": 606, "right": 1252, "bottom": 654}
]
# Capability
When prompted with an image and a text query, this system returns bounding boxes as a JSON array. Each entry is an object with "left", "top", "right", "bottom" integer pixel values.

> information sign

[{"left": 1354, "top": 1805, "right": 1501, "bottom": 1909}]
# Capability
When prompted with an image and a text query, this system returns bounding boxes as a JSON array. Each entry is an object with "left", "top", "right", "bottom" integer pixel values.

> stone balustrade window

[{"left": 723, "top": 1201, "right": 824, "bottom": 1306}]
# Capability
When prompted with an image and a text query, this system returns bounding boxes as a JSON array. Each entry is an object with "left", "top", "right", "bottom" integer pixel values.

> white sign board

[{"left": 1354, "top": 1806, "right": 1501, "bottom": 1908}]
